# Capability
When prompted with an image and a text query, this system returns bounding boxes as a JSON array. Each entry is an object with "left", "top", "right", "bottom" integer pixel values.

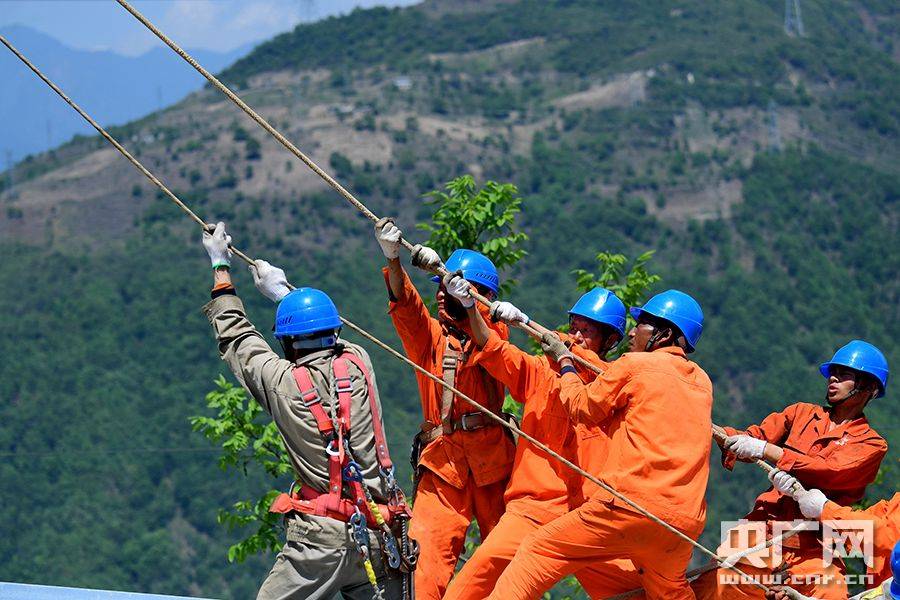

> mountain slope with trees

[{"left": 0, "top": 1, "right": 897, "bottom": 597}]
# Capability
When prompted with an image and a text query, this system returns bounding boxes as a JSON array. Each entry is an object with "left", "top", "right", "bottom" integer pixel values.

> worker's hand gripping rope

[
  {"left": 202, "top": 222, "right": 233, "bottom": 269},
  {"left": 250, "top": 259, "right": 292, "bottom": 303},
  {"left": 768, "top": 470, "right": 828, "bottom": 519},
  {"left": 375, "top": 217, "right": 403, "bottom": 260},
  {"left": 724, "top": 434, "right": 768, "bottom": 460},
  {"left": 540, "top": 332, "right": 573, "bottom": 363},
  {"left": 442, "top": 273, "right": 475, "bottom": 308},
  {"left": 490, "top": 301, "right": 529, "bottom": 324}
]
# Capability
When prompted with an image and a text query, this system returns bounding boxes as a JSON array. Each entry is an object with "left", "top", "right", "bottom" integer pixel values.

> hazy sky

[{"left": 0, "top": 0, "right": 420, "bottom": 55}]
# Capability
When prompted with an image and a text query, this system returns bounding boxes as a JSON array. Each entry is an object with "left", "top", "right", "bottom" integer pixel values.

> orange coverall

[
  {"left": 384, "top": 268, "right": 515, "bottom": 599},
  {"left": 487, "top": 346, "right": 714, "bottom": 600},
  {"left": 693, "top": 402, "right": 888, "bottom": 600},
  {"left": 822, "top": 493, "right": 900, "bottom": 588},
  {"left": 444, "top": 331, "right": 640, "bottom": 600}
]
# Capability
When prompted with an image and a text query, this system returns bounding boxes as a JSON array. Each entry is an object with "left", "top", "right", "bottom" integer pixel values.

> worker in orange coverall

[
  {"left": 482, "top": 289, "right": 713, "bottom": 600},
  {"left": 767, "top": 469, "right": 900, "bottom": 596},
  {"left": 373, "top": 219, "right": 516, "bottom": 599},
  {"left": 695, "top": 340, "right": 889, "bottom": 600},
  {"left": 440, "top": 283, "right": 640, "bottom": 599}
]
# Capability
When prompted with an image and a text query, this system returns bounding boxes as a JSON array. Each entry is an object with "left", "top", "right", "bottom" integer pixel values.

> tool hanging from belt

[{"left": 268, "top": 349, "right": 418, "bottom": 597}]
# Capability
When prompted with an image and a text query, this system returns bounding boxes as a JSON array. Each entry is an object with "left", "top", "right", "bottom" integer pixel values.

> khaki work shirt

[{"left": 204, "top": 294, "right": 391, "bottom": 542}]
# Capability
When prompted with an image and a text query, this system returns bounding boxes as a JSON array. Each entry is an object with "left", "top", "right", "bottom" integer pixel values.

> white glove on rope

[
  {"left": 250, "top": 260, "right": 292, "bottom": 303},
  {"left": 442, "top": 273, "right": 474, "bottom": 308},
  {"left": 202, "top": 221, "right": 232, "bottom": 269},
  {"left": 768, "top": 469, "right": 800, "bottom": 497},
  {"left": 490, "top": 301, "right": 529, "bottom": 324},
  {"left": 375, "top": 217, "right": 402, "bottom": 260},
  {"left": 723, "top": 435, "right": 768, "bottom": 461},
  {"left": 796, "top": 489, "right": 828, "bottom": 519},
  {"left": 411, "top": 244, "right": 443, "bottom": 272}
]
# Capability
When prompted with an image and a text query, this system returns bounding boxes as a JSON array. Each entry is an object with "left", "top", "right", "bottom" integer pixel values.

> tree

[
  {"left": 189, "top": 376, "right": 289, "bottom": 562},
  {"left": 417, "top": 175, "right": 528, "bottom": 297},
  {"left": 571, "top": 250, "right": 660, "bottom": 357}
]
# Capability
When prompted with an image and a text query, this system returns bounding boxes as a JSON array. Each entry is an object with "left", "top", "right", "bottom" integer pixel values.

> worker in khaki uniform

[
  {"left": 373, "top": 219, "right": 515, "bottom": 599},
  {"left": 201, "top": 223, "right": 413, "bottom": 600},
  {"left": 484, "top": 289, "right": 712, "bottom": 600},
  {"left": 695, "top": 340, "right": 889, "bottom": 600},
  {"left": 441, "top": 283, "right": 641, "bottom": 599}
]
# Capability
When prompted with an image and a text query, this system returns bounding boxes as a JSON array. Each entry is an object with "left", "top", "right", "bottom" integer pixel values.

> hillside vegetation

[{"left": 0, "top": 1, "right": 897, "bottom": 597}]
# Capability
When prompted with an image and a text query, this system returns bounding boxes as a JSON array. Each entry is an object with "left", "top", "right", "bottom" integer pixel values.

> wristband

[
  {"left": 211, "top": 282, "right": 236, "bottom": 299},
  {"left": 559, "top": 365, "right": 578, "bottom": 377}
]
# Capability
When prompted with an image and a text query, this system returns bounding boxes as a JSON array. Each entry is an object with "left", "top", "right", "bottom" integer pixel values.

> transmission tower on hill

[{"left": 784, "top": 0, "right": 805, "bottom": 37}]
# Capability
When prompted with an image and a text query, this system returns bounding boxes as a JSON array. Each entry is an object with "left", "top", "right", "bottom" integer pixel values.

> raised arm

[{"left": 200, "top": 223, "right": 294, "bottom": 414}]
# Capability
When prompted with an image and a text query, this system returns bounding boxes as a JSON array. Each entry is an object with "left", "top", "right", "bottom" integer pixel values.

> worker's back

[{"left": 592, "top": 346, "right": 713, "bottom": 536}]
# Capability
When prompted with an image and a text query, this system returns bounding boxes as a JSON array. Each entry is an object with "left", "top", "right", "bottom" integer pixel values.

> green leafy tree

[
  {"left": 190, "top": 376, "right": 290, "bottom": 562},
  {"left": 417, "top": 175, "right": 528, "bottom": 297},
  {"left": 572, "top": 250, "right": 661, "bottom": 357}
]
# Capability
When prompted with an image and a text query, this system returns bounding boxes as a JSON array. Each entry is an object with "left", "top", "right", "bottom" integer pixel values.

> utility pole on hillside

[
  {"left": 3, "top": 149, "right": 14, "bottom": 198},
  {"left": 767, "top": 100, "right": 782, "bottom": 152},
  {"left": 784, "top": 0, "right": 805, "bottom": 37}
]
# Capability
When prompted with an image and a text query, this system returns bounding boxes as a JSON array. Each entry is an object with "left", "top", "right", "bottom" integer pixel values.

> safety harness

[
  {"left": 269, "top": 349, "right": 417, "bottom": 599},
  {"left": 415, "top": 339, "right": 505, "bottom": 445}
]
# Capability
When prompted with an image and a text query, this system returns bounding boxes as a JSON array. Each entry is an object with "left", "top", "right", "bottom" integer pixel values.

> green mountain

[{"left": 0, "top": 1, "right": 897, "bottom": 597}]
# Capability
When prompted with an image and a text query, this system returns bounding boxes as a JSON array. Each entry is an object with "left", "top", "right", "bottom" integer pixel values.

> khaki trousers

[{"left": 257, "top": 539, "right": 403, "bottom": 600}]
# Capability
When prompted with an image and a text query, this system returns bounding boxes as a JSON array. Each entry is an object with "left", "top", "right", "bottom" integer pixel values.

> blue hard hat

[
  {"left": 630, "top": 289, "right": 704, "bottom": 352},
  {"left": 274, "top": 288, "right": 341, "bottom": 338},
  {"left": 569, "top": 288, "right": 627, "bottom": 338},
  {"left": 891, "top": 540, "right": 900, "bottom": 600},
  {"left": 431, "top": 249, "right": 500, "bottom": 294},
  {"left": 819, "top": 340, "right": 889, "bottom": 398}
]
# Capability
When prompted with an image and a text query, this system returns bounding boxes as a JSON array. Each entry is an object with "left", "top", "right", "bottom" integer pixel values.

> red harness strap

[{"left": 270, "top": 350, "right": 408, "bottom": 526}]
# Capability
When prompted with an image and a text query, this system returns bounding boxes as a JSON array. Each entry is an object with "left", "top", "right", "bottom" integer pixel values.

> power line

[{"left": 0, "top": 446, "right": 223, "bottom": 459}]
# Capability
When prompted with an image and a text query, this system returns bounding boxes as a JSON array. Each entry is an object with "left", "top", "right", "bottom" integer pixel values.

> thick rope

[
  {"left": 112, "top": 0, "right": 603, "bottom": 369},
  {"left": 1, "top": 33, "right": 804, "bottom": 598},
  {"left": 604, "top": 521, "right": 812, "bottom": 600}
]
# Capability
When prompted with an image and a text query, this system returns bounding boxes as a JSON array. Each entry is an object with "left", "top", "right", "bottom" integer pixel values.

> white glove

[
  {"left": 490, "top": 301, "right": 529, "bottom": 324},
  {"left": 723, "top": 435, "right": 767, "bottom": 460},
  {"left": 202, "top": 221, "right": 232, "bottom": 268},
  {"left": 796, "top": 489, "right": 828, "bottom": 519},
  {"left": 768, "top": 469, "right": 800, "bottom": 497},
  {"left": 375, "top": 217, "right": 402, "bottom": 260},
  {"left": 442, "top": 273, "right": 474, "bottom": 308},
  {"left": 411, "top": 244, "right": 443, "bottom": 272},
  {"left": 250, "top": 260, "right": 292, "bottom": 303}
]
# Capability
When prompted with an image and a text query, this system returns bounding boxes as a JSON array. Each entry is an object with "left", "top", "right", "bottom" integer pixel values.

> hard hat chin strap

[
  {"left": 829, "top": 386, "right": 877, "bottom": 405},
  {"left": 644, "top": 327, "right": 667, "bottom": 352}
]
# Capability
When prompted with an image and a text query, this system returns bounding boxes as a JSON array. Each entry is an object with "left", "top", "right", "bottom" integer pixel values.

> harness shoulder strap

[
  {"left": 340, "top": 352, "right": 395, "bottom": 472},
  {"left": 440, "top": 340, "right": 462, "bottom": 435},
  {"left": 290, "top": 365, "right": 333, "bottom": 434}
]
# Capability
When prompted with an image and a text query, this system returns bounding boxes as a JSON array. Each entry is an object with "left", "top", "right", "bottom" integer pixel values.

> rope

[
  {"left": 604, "top": 521, "right": 812, "bottom": 600},
  {"left": 0, "top": 33, "right": 803, "bottom": 599},
  {"left": 112, "top": 0, "right": 603, "bottom": 371}
]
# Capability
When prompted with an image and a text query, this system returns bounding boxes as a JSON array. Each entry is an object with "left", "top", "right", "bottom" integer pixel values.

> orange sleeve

[
  {"left": 472, "top": 330, "right": 553, "bottom": 405},
  {"left": 777, "top": 435, "right": 887, "bottom": 491},
  {"left": 822, "top": 494, "right": 900, "bottom": 584},
  {"left": 383, "top": 267, "right": 442, "bottom": 367},
  {"left": 558, "top": 357, "right": 631, "bottom": 426},
  {"left": 720, "top": 404, "right": 797, "bottom": 470}
]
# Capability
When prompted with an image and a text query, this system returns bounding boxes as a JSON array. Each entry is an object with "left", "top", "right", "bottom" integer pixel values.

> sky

[{"left": 0, "top": 0, "right": 420, "bottom": 56}]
